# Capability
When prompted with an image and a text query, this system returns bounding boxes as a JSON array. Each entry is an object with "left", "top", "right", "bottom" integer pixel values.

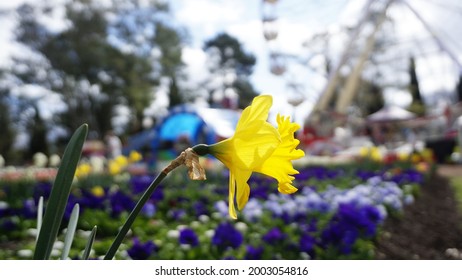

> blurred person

[{"left": 105, "top": 130, "right": 122, "bottom": 159}]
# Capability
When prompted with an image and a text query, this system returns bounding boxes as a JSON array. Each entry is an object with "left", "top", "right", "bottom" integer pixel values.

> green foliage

[
  {"left": 34, "top": 124, "right": 88, "bottom": 260},
  {"left": 7, "top": 0, "right": 186, "bottom": 138},
  {"left": 203, "top": 32, "right": 258, "bottom": 109},
  {"left": 204, "top": 33, "right": 256, "bottom": 76},
  {"left": 168, "top": 76, "right": 183, "bottom": 108},
  {"left": 355, "top": 81, "right": 385, "bottom": 116},
  {"left": 27, "top": 104, "right": 48, "bottom": 158}
]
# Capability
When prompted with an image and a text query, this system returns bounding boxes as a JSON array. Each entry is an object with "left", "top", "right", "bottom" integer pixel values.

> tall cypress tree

[
  {"left": 407, "top": 57, "right": 426, "bottom": 116},
  {"left": 0, "top": 87, "right": 16, "bottom": 162},
  {"left": 456, "top": 74, "right": 462, "bottom": 103}
]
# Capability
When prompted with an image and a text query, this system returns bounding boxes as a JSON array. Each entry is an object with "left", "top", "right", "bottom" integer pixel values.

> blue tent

[{"left": 124, "top": 105, "right": 240, "bottom": 154}]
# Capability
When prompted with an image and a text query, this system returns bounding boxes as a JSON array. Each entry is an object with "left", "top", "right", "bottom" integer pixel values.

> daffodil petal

[
  {"left": 236, "top": 95, "right": 272, "bottom": 131},
  {"left": 228, "top": 171, "right": 237, "bottom": 219},
  {"left": 278, "top": 182, "right": 298, "bottom": 194},
  {"left": 233, "top": 168, "right": 252, "bottom": 210}
]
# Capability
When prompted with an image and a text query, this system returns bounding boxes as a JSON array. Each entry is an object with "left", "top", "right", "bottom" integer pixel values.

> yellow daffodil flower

[
  {"left": 359, "top": 146, "right": 382, "bottom": 162},
  {"left": 194, "top": 95, "right": 305, "bottom": 219}
]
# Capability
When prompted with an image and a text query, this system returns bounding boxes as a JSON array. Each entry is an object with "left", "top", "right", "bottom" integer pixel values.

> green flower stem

[
  {"left": 104, "top": 171, "right": 167, "bottom": 260},
  {"left": 192, "top": 144, "right": 210, "bottom": 156}
]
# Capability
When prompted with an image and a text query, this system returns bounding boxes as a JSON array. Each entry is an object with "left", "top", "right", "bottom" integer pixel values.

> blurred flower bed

[{"left": 0, "top": 149, "right": 433, "bottom": 260}]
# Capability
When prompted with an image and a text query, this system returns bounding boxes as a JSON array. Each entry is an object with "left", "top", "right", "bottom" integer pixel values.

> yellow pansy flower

[
  {"left": 411, "top": 153, "right": 421, "bottom": 163},
  {"left": 91, "top": 185, "right": 105, "bottom": 197},
  {"left": 114, "top": 155, "right": 129, "bottom": 167},
  {"left": 128, "top": 150, "right": 143, "bottom": 163},
  {"left": 421, "top": 148, "right": 434, "bottom": 163},
  {"left": 75, "top": 163, "right": 92, "bottom": 178},
  {"left": 370, "top": 147, "right": 383, "bottom": 162},
  {"left": 359, "top": 147, "right": 370, "bottom": 157},
  {"left": 359, "top": 146, "right": 382, "bottom": 162},
  {"left": 108, "top": 160, "right": 122, "bottom": 175},
  {"left": 195, "top": 95, "right": 305, "bottom": 219},
  {"left": 397, "top": 152, "right": 409, "bottom": 161}
]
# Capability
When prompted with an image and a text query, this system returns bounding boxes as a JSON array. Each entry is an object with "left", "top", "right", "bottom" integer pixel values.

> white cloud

[
  {"left": 181, "top": 46, "right": 208, "bottom": 85},
  {"left": 172, "top": 0, "right": 249, "bottom": 45}
]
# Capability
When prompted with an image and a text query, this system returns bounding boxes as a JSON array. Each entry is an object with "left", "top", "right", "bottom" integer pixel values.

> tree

[
  {"left": 456, "top": 74, "right": 462, "bottom": 103},
  {"left": 6, "top": 0, "right": 186, "bottom": 141},
  {"left": 168, "top": 76, "right": 183, "bottom": 108},
  {"left": 407, "top": 57, "right": 426, "bottom": 116},
  {"left": 152, "top": 22, "right": 187, "bottom": 109},
  {"left": 203, "top": 33, "right": 258, "bottom": 109},
  {"left": 0, "top": 86, "right": 16, "bottom": 162},
  {"left": 27, "top": 104, "right": 49, "bottom": 159},
  {"left": 354, "top": 80, "right": 385, "bottom": 116}
]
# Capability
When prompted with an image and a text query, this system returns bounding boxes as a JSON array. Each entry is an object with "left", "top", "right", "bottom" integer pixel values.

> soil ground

[{"left": 375, "top": 164, "right": 462, "bottom": 259}]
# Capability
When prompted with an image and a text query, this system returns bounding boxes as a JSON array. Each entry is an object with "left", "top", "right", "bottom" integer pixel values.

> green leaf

[
  {"left": 82, "top": 226, "right": 97, "bottom": 260},
  {"left": 34, "top": 124, "right": 88, "bottom": 260},
  {"left": 61, "top": 203, "right": 80, "bottom": 260},
  {"left": 36, "top": 196, "right": 44, "bottom": 242}
]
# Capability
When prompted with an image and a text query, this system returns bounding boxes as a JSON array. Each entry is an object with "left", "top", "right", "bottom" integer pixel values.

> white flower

[
  {"left": 90, "top": 156, "right": 106, "bottom": 173},
  {"left": 33, "top": 152, "right": 48, "bottom": 167},
  {"left": 167, "top": 230, "right": 180, "bottom": 239},
  {"left": 235, "top": 222, "right": 248, "bottom": 233},
  {"left": 48, "top": 154, "right": 61, "bottom": 167},
  {"left": 205, "top": 229, "right": 215, "bottom": 238},
  {"left": 0, "top": 201, "right": 9, "bottom": 210},
  {"left": 176, "top": 224, "right": 187, "bottom": 231},
  {"left": 53, "top": 240, "right": 64, "bottom": 250},
  {"left": 190, "top": 221, "right": 201, "bottom": 229},
  {"left": 17, "top": 249, "right": 33, "bottom": 258},
  {"left": 198, "top": 214, "right": 210, "bottom": 223},
  {"left": 27, "top": 228, "right": 38, "bottom": 238}
]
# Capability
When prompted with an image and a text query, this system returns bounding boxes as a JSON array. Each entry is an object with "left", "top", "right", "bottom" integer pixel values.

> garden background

[{"left": 1, "top": 0, "right": 462, "bottom": 260}]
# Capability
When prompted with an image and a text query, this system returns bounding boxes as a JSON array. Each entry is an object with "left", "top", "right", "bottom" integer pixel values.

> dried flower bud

[{"left": 184, "top": 148, "right": 206, "bottom": 180}]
